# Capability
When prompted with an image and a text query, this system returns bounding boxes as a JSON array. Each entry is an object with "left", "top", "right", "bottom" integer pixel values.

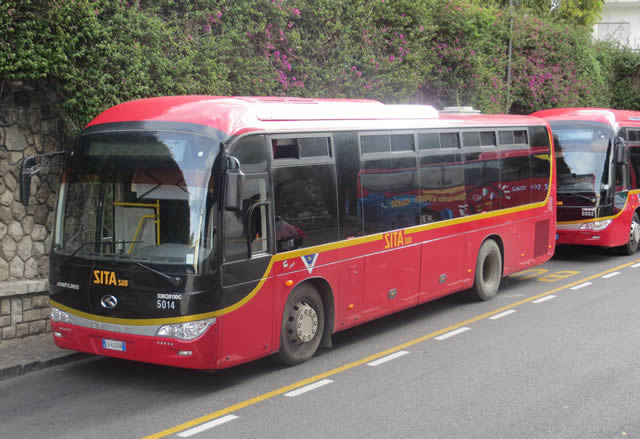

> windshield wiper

[
  {"left": 56, "top": 240, "right": 143, "bottom": 271},
  {"left": 135, "top": 262, "right": 183, "bottom": 287},
  {"left": 557, "top": 191, "right": 596, "bottom": 203}
]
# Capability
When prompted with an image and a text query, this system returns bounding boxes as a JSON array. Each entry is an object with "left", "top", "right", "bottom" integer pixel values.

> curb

[{"left": 0, "top": 352, "right": 89, "bottom": 382}]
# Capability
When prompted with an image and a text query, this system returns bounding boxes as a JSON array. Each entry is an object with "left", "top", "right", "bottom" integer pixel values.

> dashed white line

[
  {"left": 631, "top": 263, "right": 640, "bottom": 268},
  {"left": 602, "top": 272, "right": 620, "bottom": 279},
  {"left": 570, "top": 282, "right": 592, "bottom": 290},
  {"left": 489, "top": 310, "right": 517, "bottom": 320},
  {"left": 533, "top": 295, "right": 556, "bottom": 304},
  {"left": 435, "top": 327, "right": 471, "bottom": 341},
  {"left": 177, "top": 415, "right": 239, "bottom": 437},
  {"left": 284, "top": 379, "right": 333, "bottom": 397},
  {"left": 367, "top": 350, "right": 410, "bottom": 366}
]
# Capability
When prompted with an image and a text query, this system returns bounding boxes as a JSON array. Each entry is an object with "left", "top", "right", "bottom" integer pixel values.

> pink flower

[
  {"left": 389, "top": 55, "right": 395, "bottom": 62},
  {"left": 217, "top": 11, "right": 222, "bottom": 18}
]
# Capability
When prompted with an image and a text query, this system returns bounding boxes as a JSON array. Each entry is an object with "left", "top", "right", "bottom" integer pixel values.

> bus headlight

[
  {"left": 156, "top": 318, "right": 216, "bottom": 341},
  {"left": 579, "top": 219, "right": 612, "bottom": 232},
  {"left": 50, "top": 307, "right": 71, "bottom": 323}
]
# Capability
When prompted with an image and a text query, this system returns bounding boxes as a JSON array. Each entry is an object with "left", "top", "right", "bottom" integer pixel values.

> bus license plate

[{"left": 102, "top": 338, "right": 126, "bottom": 352}]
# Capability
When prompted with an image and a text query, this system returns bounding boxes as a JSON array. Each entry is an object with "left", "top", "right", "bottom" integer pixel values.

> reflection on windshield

[
  {"left": 553, "top": 122, "right": 612, "bottom": 195},
  {"left": 53, "top": 131, "right": 219, "bottom": 271}
]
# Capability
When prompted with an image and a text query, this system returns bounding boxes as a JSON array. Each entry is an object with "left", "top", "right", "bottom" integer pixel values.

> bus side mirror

[
  {"left": 20, "top": 156, "right": 38, "bottom": 205},
  {"left": 615, "top": 137, "right": 627, "bottom": 164},
  {"left": 19, "top": 151, "right": 67, "bottom": 205},
  {"left": 224, "top": 156, "right": 245, "bottom": 211}
]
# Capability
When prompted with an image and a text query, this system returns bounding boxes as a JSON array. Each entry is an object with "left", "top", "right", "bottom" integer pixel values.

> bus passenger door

[{"left": 220, "top": 174, "right": 275, "bottom": 368}]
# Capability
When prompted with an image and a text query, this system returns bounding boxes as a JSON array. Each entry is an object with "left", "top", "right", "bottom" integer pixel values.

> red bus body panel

[
  {"left": 49, "top": 97, "right": 555, "bottom": 369},
  {"left": 533, "top": 107, "right": 640, "bottom": 248}
]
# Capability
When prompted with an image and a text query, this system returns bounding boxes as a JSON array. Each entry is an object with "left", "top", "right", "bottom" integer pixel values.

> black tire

[
  {"left": 470, "top": 239, "right": 502, "bottom": 301},
  {"left": 618, "top": 212, "right": 640, "bottom": 255},
  {"left": 278, "top": 284, "right": 325, "bottom": 365}
]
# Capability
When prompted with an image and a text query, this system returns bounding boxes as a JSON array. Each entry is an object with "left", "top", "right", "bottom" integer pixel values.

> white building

[{"left": 594, "top": 0, "right": 640, "bottom": 51}]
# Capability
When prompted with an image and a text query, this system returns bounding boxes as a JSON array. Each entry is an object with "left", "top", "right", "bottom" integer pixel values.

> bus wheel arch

[
  {"left": 278, "top": 279, "right": 334, "bottom": 365},
  {"left": 307, "top": 278, "right": 335, "bottom": 349},
  {"left": 619, "top": 210, "right": 640, "bottom": 255},
  {"left": 470, "top": 236, "right": 503, "bottom": 301}
]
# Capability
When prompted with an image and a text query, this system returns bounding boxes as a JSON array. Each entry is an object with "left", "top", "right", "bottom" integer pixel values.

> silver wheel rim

[
  {"left": 631, "top": 218, "right": 640, "bottom": 243},
  {"left": 287, "top": 300, "right": 318, "bottom": 344},
  {"left": 483, "top": 252, "right": 499, "bottom": 287}
]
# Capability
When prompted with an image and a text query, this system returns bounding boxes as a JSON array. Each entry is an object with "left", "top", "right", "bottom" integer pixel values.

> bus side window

[
  {"left": 223, "top": 175, "right": 269, "bottom": 261},
  {"left": 223, "top": 135, "right": 270, "bottom": 262},
  {"left": 630, "top": 148, "right": 640, "bottom": 189},
  {"left": 273, "top": 164, "right": 339, "bottom": 251}
]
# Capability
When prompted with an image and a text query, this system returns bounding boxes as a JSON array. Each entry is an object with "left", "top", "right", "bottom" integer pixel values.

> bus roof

[
  {"left": 532, "top": 108, "right": 640, "bottom": 130},
  {"left": 86, "top": 96, "right": 548, "bottom": 137}
]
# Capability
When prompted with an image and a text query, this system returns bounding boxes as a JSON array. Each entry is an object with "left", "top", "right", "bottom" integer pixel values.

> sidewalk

[{"left": 0, "top": 333, "right": 87, "bottom": 381}]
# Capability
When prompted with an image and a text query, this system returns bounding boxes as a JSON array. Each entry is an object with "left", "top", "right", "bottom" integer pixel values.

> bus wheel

[
  {"left": 470, "top": 239, "right": 502, "bottom": 301},
  {"left": 278, "top": 284, "right": 325, "bottom": 365},
  {"left": 619, "top": 212, "right": 640, "bottom": 255}
]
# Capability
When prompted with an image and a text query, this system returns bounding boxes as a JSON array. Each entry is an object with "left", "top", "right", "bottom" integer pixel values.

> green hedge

[{"left": 1, "top": 0, "right": 639, "bottom": 133}]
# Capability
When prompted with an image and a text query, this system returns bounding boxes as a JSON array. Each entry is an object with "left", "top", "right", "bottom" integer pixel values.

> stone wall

[{"left": 0, "top": 81, "right": 65, "bottom": 342}]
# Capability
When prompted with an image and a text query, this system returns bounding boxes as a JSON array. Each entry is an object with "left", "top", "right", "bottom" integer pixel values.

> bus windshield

[
  {"left": 53, "top": 130, "right": 220, "bottom": 271},
  {"left": 552, "top": 121, "right": 613, "bottom": 197}
]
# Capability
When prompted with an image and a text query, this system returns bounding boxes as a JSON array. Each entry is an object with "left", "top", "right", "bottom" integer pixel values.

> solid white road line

[
  {"left": 177, "top": 415, "right": 239, "bottom": 437},
  {"left": 489, "top": 310, "right": 517, "bottom": 320},
  {"left": 434, "top": 327, "right": 471, "bottom": 341},
  {"left": 367, "top": 350, "right": 410, "bottom": 366},
  {"left": 284, "top": 379, "right": 333, "bottom": 397},
  {"left": 532, "top": 295, "right": 556, "bottom": 304},
  {"left": 602, "top": 272, "right": 620, "bottom": 279},
  {"left": 631, "top": 263, "right": 640, "bottom": 268},
  {"left": 570, "top": 282, "right": 592, "bottom": 290}
]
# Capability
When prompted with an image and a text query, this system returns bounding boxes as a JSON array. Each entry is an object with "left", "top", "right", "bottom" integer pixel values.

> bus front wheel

[
  {"left": 470, "top": 239, "right": 502, "bottom": 301},
  {"left": 619, "top": 212, "right": 640, "bottom": 255},
  {"left": 278, "top": 284, "right": 325, "bottom": 365}
]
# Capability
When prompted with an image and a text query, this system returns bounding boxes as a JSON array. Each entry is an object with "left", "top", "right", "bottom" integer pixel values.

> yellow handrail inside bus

[
  {"left": 128, "top": 214, "right": 156, "bottom": 254},
  {"left": 113, "top": 200, "right": 161, "bottom": 253}
]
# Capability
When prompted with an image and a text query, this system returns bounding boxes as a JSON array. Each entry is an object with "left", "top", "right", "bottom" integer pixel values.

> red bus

[
  {"left": 21, "top": 97, "right": 555, "bottom": 369},
  {"left": 532, "top": 108, "right": 640, "bottom": 254}
]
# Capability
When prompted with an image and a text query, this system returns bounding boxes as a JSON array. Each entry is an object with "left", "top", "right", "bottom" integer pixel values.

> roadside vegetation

[{"left": 1, "top": 0, "right": 639, "bottom": 132}]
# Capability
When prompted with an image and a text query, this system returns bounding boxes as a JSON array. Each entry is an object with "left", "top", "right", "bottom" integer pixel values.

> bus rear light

[
  {"left": 579, "top": 219, "right": 611, "bottom": 232},
  {"left": 50, "top": 307, "right": 71, "bottom": 323},
  {"left": 156, "top": 318, "right": 216, "bottom": 341}
]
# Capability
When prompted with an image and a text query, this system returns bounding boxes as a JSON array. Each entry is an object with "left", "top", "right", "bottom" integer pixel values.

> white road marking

[
  {"left": 284, "top": 379, "right": 333, "bottom": 397},
  {"left": 367, "top": 351, "right": 410, "bottom": 366},
  {"left": 489, "top": 310, "right": 517, "bottom": 320},
  {"left": 435, "top": 327, "right": 471, "bottom": 341},
  {"left": 602, "top": 272, "right": 620, "bottom": 279},
  {"left": 177, "top": 415, "right": 238, "bottom": 437},
  {"left": 631, "top": 263, "right": 640, "bottom": 268},
  {"left": 570, "top": 282, "right": 592, "bottom": 290},
  {"left": 533, "top": 295, "right": 556, "bottom": 303}
]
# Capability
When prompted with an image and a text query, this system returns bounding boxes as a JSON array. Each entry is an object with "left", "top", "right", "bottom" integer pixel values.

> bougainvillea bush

[{"left": 1, "top": 0, "right": 638, "bottom": 132}]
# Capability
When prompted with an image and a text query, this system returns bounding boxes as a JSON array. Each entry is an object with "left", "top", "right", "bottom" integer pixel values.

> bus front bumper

[{"left": 50, "top": 320, "right": 220, "bottom": 370}]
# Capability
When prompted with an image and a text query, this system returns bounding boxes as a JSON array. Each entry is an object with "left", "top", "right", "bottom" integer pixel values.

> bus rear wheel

[
  {"left": 278, "top": 284, "right": 325, "bottom": 365},
  {"left": 470, "top": 239, "right": 502, "bottom": 301},
  {"left": 619, "top": 212, "right": 640, "bottom": 255}
]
